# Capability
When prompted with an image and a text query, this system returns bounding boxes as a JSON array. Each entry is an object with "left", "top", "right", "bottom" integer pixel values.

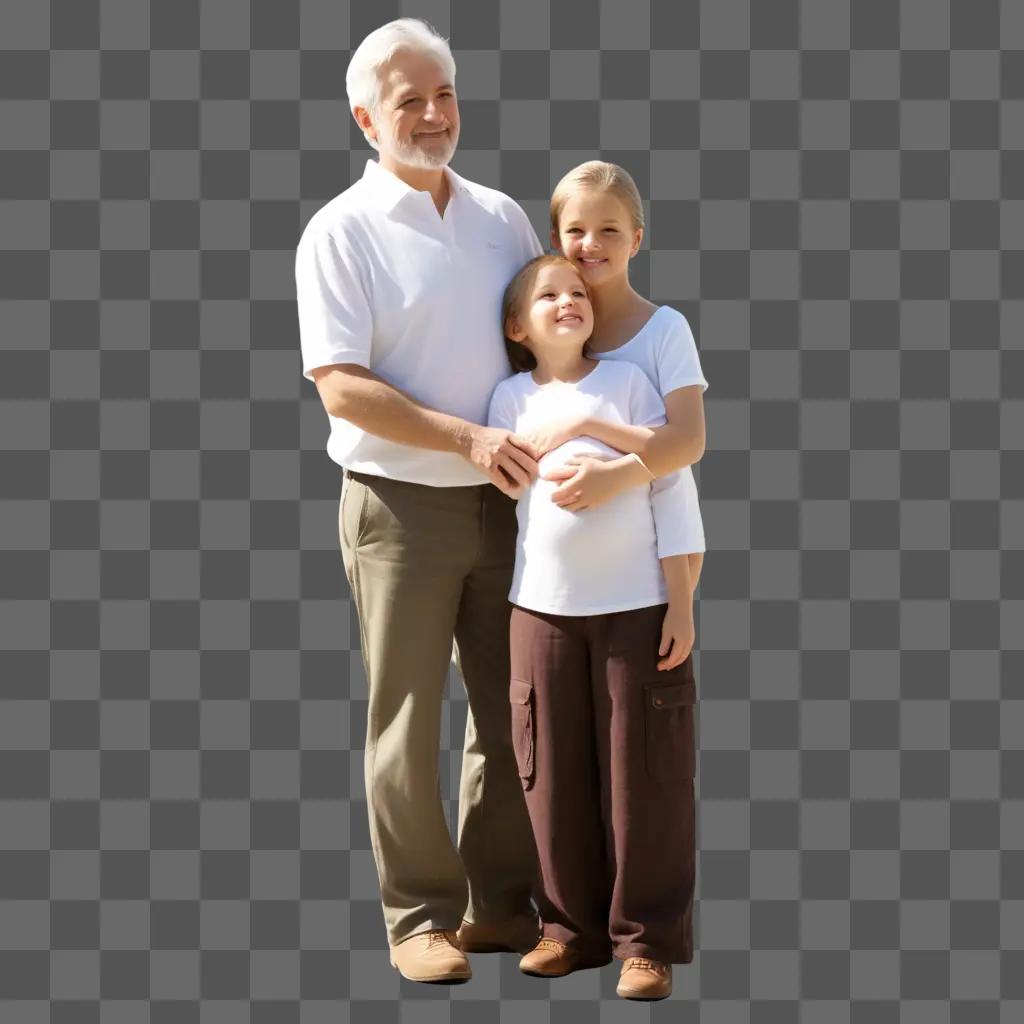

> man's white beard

[{"left": 380, "top": 125, "right": 459, "bottom": 170}]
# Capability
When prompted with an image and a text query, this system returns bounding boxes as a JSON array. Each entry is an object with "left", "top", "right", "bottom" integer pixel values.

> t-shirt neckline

[
  {"left": 529, "top": 359, "right": 604, "bottom": 390},
  {"left": 588, "top": 304, "right": 670, "bottom": 356}
]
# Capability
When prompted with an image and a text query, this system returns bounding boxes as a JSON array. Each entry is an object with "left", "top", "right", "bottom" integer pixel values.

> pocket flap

[
  {"left": 510, "top": 678, "right": 533, "bottom": 704},
  {"left": 646, "top": 681, "right": 695, "bottom": 709}
]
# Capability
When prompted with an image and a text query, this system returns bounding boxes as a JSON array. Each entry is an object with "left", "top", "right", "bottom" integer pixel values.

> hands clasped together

[
  {"left": 465, "top": 416, "right": 694, "bottom": 670},
  {"left": 468, "top": 415, "right": 625, "bottom": 510}
]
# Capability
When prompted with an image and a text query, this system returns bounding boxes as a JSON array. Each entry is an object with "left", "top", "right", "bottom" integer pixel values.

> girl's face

[
  {"left": 507, "top": 264, "right": 594, "bottom": 357},
  {"left": 552, "top": 189, "right": 643, "bottom": 288}
]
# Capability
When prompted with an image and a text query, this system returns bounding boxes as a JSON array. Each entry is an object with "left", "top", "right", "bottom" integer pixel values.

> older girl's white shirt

[{"left": 588, "top": 305, "right": 708, "bottom": 554}]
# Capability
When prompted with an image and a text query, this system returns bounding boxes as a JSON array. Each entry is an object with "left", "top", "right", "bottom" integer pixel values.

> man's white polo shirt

[{"left": 295, "top": 159, "right": 543, "bottom": 487}]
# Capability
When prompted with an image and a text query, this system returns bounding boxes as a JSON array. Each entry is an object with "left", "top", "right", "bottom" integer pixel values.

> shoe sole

[
  {"left": 390, "top": 963, "right": 472, "bottom": 984},
  {"left": 617, "top": 983, "right": 672, "bottom": 1001}
]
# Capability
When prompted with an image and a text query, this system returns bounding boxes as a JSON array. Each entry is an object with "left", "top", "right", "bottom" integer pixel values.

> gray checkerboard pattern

[{"left": 1, "top": 0, "right": 1022, "bottom": 1018}]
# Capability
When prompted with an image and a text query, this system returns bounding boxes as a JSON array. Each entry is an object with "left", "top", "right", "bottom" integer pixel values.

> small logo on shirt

[{"left": 486, "top": 241, "right": 503, "bottom": 249}]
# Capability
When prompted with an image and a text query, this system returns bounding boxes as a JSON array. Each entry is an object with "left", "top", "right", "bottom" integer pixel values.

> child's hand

[
  {"left": 544, "top": 454, "right": 628, "bottom": 512},
  {"left": 658, "top": 600, "right": 694, "bottom": 671},
  {"left": 523, "top": 415, "right": 587, "bottom": 457}
]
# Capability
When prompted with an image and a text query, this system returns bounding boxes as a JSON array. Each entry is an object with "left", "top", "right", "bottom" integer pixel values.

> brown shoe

[
  {"left": 389, "top": 929, "right": 472, "bottom": 983},
  {"left": 519, "top": 937, "right": 611, "bottom": 977},
  {"left": 616, "top": 957, "right": 673, "bottom": 1000},
  {"left": 457, "top": 915, "right": 540, "bottom": 953}
]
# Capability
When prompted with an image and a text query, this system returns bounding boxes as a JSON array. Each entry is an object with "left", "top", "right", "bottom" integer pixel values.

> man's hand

[
  {"left": 542, "top": 453, "right": 633, "bottom": 512},
  {"left": 522, "top": 415, "right": 588, "bottom": 458},
  {"left": 658, "top": 599, "right": 695, "bottom": 671},
  {"left": 466, "top": 425, "right": 540, "bottom": 496}
]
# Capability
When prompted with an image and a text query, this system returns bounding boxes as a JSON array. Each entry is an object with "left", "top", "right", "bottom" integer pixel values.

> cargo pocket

[
  {"left": 509, "top": 677, "right": 535, "bottom": 790},
  {"left": 643, "top": 679, "right": 696, "bottom": 782}
]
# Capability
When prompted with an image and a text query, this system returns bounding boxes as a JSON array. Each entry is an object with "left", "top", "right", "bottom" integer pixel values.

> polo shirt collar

[{"left": 361, "top": 159, "right": 472, "bottom": 212}]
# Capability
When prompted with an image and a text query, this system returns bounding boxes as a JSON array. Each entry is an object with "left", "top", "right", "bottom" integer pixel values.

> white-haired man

[{"left": 295, "top": 19, "right": 543, "bottom": 982}]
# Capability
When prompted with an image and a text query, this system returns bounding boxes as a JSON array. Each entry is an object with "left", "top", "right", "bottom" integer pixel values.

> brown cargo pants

[
  {"left": 508, "top": 602, "right": 697, "bottom": 964},
  {"left": 340, "top": 470, "right": 538, "bottom": 946}
]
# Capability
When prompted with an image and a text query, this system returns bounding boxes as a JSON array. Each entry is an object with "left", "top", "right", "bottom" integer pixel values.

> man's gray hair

[{"left": 345, "top": 18, "right": 456, "bottom": 150}]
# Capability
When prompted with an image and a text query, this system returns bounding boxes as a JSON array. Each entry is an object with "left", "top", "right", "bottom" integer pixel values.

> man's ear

[{"left": 352, "top": 105, "right": 377, "bottom": 143}]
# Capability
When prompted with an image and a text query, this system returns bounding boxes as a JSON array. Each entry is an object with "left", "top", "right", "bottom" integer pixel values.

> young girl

[{"left": 487, "top": 254, "right": 700, "bottom": 1001}]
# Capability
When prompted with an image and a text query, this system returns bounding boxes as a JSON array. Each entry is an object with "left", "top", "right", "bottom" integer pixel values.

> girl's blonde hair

[
  {"left": 501, "top": 254, "right": 591, "bottom": 373},
  {"left": 549, "top": 160, "right": 646, "bottom": 234}
]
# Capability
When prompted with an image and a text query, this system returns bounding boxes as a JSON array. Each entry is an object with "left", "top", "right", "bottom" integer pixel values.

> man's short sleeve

[
  {"left": 657, "top": 312, "right": 709, "bottom": 397},
  {"left": 295, "top": 223, "right": 373, "bottom": 380}
]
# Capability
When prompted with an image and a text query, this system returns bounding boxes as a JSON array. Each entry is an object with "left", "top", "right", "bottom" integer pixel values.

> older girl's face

[{"left": 552, "top": 189, "right": 643, "bottom": 288}]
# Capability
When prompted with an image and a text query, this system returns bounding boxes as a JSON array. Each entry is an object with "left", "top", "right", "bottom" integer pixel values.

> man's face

[{"left": 363, "top": 49, "right": 460, "bottom": 170}]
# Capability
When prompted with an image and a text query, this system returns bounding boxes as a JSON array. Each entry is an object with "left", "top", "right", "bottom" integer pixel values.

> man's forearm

[{"left": 313, "top": 364, "right": 473, "bottom": 456}]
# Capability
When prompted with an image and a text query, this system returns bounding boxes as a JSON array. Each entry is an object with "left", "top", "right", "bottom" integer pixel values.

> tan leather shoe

[
  {"left": 616, "top": 957, "right": 673, "bottom": 1000},
  {"left": 519, "top": 937, "right": 611, "bottom": 977},
  {"left": 457, "top": 915, "right": 540, "bottom": 953},
  {"left": 389, "top": 929, "right": 472, "bottom": 983}
]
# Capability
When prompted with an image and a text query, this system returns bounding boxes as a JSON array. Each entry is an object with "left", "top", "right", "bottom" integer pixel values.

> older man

[{"left": 295, "top": 19, "right": 543, "bottom": 982}]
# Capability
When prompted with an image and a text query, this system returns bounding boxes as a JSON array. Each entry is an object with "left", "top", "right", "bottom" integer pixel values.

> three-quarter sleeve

[{"left": 657, "top": 312, "right": 709, "bottom": 397}]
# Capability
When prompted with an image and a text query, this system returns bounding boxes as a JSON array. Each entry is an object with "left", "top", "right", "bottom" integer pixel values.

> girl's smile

[
  {"left": 503, "top": 259, "right": 597, "bottom": 385},
  {"left": 553, "top": 190, "right": 642, "bottom": 282},
  {"left": 509, "top": 264, "right": 595, "bottom": 348}
]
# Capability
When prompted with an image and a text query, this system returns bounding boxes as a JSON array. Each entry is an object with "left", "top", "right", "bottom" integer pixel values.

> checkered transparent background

[{"left": 1, "top": 0, "right": 1023, "bottom": 1019}]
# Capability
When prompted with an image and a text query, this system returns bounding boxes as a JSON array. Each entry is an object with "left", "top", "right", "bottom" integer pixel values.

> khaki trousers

[{"left": 340, "top": 470, "right": 538, "bottom": 945}]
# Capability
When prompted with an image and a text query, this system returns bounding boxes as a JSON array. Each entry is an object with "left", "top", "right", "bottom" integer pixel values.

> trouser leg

[
  {"left": 592, "top": 604, "right": 697, "bottom": 964},
  {"left": 454, "top": 485, "right": 539, "bottom": 924},
  {"left": 509, "top": 606, "right": 612, "bottom": 958},
  {"left": 340, "top": 473, "right": 477, "bottom": 945}
]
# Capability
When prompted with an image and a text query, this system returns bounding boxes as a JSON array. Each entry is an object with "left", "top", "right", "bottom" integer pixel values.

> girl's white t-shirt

[
  {"left": 588, "top": 305, "right": 708, "bottom": 554},
  {"left": 488, "top": 360, "right": 687, "bottom": 616}
]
